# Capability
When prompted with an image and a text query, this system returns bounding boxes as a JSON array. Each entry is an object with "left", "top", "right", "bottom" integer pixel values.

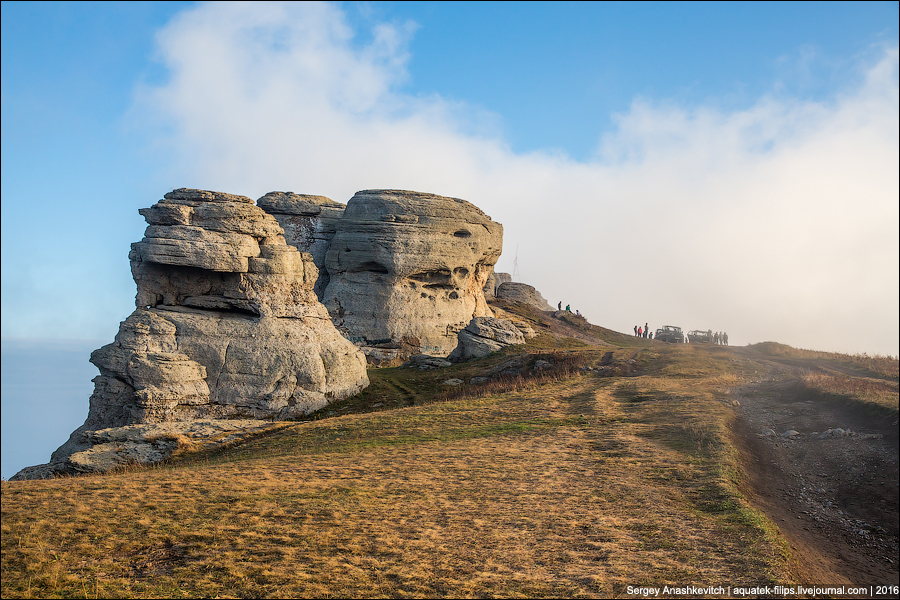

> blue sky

[{"left": 2, "top": 2, "right": 898, "bottom": 476}]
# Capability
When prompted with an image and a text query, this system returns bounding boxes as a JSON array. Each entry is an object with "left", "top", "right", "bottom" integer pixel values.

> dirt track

[
  {"left": 730, "top": 350, "right": 899, "bottom": 589},
  {"left": 499, "top": 306, "right": 899, "bottom": 589}
]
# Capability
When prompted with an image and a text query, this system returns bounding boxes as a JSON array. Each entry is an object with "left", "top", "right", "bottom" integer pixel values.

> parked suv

[
  {"left": 654, "top": 325, "right": 684, "bottom": 343},
  {"left": 688, "top": 330, "right": 713, "bottom": 343}
]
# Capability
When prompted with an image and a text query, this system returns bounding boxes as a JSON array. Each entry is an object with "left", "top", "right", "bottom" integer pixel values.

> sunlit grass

[
  {"left": 749, "top": 341, "right": 898, "bottom": 381},
  {"left": 2, "top": 351, "right": 795, "bottom": 598}
]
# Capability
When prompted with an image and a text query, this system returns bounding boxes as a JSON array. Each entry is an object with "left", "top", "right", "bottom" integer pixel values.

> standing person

[
  {"left": 644, "top": 323, "right": 649, "bottom": 339},
  {"left": 638, "top": 326, "right": 643, "bottom": 338},
  {"left": 558, "top": 301, "right": 562, "bottom": 311},
  {"left": 714, "top": 332, "right": 720, "bottom": 345},
  {"left": 723, "top": 332, "right": 729, "bottom": 345},
  {"left": 634, "top": 325, "right": 638, "bottom": 336}
]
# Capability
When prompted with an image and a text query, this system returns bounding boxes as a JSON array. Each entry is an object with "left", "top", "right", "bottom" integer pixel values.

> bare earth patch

[{"left": 731, "top": 349, "right": 899, "bottom": 591}]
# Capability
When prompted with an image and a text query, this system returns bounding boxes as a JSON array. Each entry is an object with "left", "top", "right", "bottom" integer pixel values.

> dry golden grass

[
  {"left": 748, "top": 342, "right": 899, "bottom": 381},
  {"left": 2, "top": 348, "right": 793, "bottom": 598},
  {"left": 799, "top": 372, "right": 899, "bottom": 412}
]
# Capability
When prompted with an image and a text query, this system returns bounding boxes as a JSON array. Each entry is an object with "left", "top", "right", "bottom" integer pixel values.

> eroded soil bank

[{"left": 731, "top": 351, "right": 899, "bottom": 590}]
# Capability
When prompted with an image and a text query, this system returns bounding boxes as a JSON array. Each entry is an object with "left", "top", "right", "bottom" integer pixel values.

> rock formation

[
  {"left": 123, "top": 189, "right": 369, "bottom": 419},
  {"left": 256, "top": 192, "right": 346, "bottom": 298},
  {"left": 15, "top": 189, "right": 369, "bottom": 479},
  {"left": 448, "top": 316, "right": 526, "bottom": 361},
  {"left": 320, "top": 190, "right": 503, "bottom": 358},
  {"left": 483, "top": 271, "right": 512, "bottom": 299},
  {"left": 496, "top": 281, "right": 554, "bottom": 311},
  {"left": 16, "top": 420, "right": 283, "bottom": 479}
]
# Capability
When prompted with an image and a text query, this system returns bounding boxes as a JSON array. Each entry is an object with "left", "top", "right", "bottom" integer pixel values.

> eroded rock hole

[
  {"left": 410, "top": 270, "right": 453, "bottom": 288},
  {"left": 352, "top": 261, "right": 390, "bottom": 274}
]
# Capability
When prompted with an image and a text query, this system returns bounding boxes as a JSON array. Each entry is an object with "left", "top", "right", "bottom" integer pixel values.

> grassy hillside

[{"left": 2, "top": 304, "right": 897, "bottom": 598}]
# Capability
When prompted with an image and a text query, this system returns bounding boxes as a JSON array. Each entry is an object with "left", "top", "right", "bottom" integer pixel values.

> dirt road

[{"left": 730, "top": 350, "right": 898, "bottom": 589}]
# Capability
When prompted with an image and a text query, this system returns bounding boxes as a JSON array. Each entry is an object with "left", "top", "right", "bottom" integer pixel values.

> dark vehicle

[
  {"left": 688, "top": 330, "right": 713, "bottom": 343},
  {"left": 654, "top": 325, "right": 684, "bottom": 343}
]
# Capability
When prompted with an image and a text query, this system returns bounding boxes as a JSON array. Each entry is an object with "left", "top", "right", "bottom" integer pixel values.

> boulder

[
  {"left": 322, "top": 190, "right": 503, "bottom": 358},
  {"left": 402, "top": 354, "right": 453, "bottom": 370},
  {"left": 496, "top": 281, "right": 554, "bottom": 311},
  {"left": 448, "top": 316, "right": 526, "bottom": 361}
]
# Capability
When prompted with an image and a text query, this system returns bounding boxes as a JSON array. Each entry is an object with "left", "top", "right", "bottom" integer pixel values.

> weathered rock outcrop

[
  {"left": 496, "top": 281, "right": 553, "bottom": 311},
  {"left": 321, "top": 190, "right": 503, "bottom": 358},
  {"left": 123, "top": 189, "right": 369, "bottom": 419},
  {"left": 483, "top": 271, "right": 512, "bottom": 299},
  {"left": 13, "top": 420, "right": 283, "bottom": 479},
  {"left": 448, "top": 316, "right": 526, "bottom": 361},
  {"left": 14, "top": 189, "right": 368, "bottom": 479},
  {"left": 256, "top": 192, "right": 346, "bottom": 298}
]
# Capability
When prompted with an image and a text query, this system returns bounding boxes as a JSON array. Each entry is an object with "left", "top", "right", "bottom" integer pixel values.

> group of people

[
  {"left": 690, "top": 330, "right": 730, "bottom": 344},
  {"left": 632, "top": 324, "right": 730, "bottom": 345},
  {"left": 557, "top": 302, "right": 582, "bottom": 318},
  {"left": 633, "top": 323, "right": 653, "bottom": 339}
]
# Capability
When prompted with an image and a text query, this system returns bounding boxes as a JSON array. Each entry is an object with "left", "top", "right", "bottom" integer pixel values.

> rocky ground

[{"left": 730, "top": 350, "right": 899, "bottom": 588}]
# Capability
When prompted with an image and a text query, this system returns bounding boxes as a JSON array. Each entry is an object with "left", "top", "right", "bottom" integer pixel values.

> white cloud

[{"left": 131, "top": 2, "right": 899, "bottom": 355}]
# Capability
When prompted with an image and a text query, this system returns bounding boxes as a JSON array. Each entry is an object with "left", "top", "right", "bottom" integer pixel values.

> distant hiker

[
  {"left": 723, "top": 332, "right": 729, "bottom": 345},
  {"left": 558, "top": 301, "right": 562, "bottom": 310},
  {"left": 648, "top": 331, "right": 653, "bottom": 340},
  {"left": 634, "top": 325, "right": 638, "bottom": 336},
  {"left": 565, "top": 305, "right": 571, "bottom": 312},
  {"left": 638, "top": 326, "right": 643, "bottom": 337},
  {"left": 644, "top": 323, "right": 649, "bottom": 338},
  {"left": 576, "top": 309, "right": 581, "bottom": 317},
  {"left": 714, "top": 332, "right": 720, "bottom": 344}
]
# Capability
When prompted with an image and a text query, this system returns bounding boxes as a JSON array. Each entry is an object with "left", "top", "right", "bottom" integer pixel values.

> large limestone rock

[
  {"left": 256, "top": 192, "right": 346, "bottom": 298},
  {"left": 448, "top": 316, "right": 526, "bottom": 361},
  {"left": 322, "top": 190, "right": 503, "bottom": 357},
  {"left": 496, "top": 281, "right": 554, "bottom": 311},
  {"left": 15, "top": 188, "right": 368, "bottom": 479},
  {"left": 124, "top": 189, "right": 368, "bottom": 418}
]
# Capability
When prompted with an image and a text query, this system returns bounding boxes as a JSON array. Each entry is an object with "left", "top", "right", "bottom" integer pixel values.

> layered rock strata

[
  {"left": 321, "top": 190, "right": 503, "bottom": 357},
  {"left": 256, "top": 192, "right": 346, "bottom": 298},
  {"left": 124, "top": 189, "right": 369, "bottom": 419},
  {"left": 16, "top": 189, "right": 369, "bottom": 479}
]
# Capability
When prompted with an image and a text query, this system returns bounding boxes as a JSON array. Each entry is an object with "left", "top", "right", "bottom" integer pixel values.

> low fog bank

[{"left": 1, "top": 339, "right": 101, "bottom": 480}]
